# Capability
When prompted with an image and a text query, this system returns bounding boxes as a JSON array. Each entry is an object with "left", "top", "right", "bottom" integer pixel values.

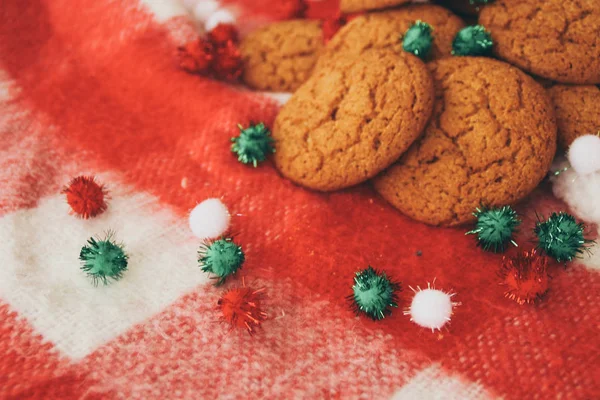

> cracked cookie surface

[
  {"left": 240, "top": 20, "right": 323, "bottom": 92},
  {"left": 374, "top": 57, "right": 557, "bottom": 226},
  {"left": 273, "top": 48, "right": 434, "bottom": 192},
  {"left": 340, "top": 0, "right": 410, "bottom": 13},
  {"left": 317, "top": 5, "right": 465, "bottom": 70},
  {"left": 479, "top": 0, "right": 600, "bottom": 84},
  {"left": 547, "top": 84, "right": 600, "bottom": 148}
]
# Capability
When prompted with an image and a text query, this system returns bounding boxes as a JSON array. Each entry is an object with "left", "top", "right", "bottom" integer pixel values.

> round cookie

[
  {"left": 340, "top": 0, "right": 410, "bottom": 13},
  {"left": 317, "top": 5, "right": 465, "bottom": 70},
  {"left": 547, "top": 84, "right": 600, "bottom": 148},
  {"left": 374, "top": 57, "right": 557, "bottom": 226},
  {"left": 273, "top": 49, "right": 435, "bottom": 192},
  {"left": 479, "top": 0, "right": 600, "bottom": 84},
  {"left": 239, "top": 20, "right": 323, "bottom": 92}
]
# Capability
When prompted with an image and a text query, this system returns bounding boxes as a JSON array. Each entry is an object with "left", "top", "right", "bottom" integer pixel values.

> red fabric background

[{"left": 0, "top": 0, "right": 598, "bottom": 398}]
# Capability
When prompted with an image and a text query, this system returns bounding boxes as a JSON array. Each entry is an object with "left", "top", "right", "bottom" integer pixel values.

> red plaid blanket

[{"left": 0, "top": 1, "right": 598, "bottom": 399}]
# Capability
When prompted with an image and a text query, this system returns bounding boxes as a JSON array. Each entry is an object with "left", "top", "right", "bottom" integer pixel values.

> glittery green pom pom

[
  {"left": 452, "top": 25, "right": 493, "bottom": 56},
  {"left": 231, "top": 123, "right": 275, "bottom": 167},
  {"left": 199, "top": 238, "right": 245, "bottom": 285},
  {"left": 402, "top": 21, "right": 433, "bottom": 59},
  {"left": 534, "top": 212, "right": 593, "bottom": 263},
  {"left": 349, "top": 266, "right": 400, "bottom": 320},
  {"left": 79, "top": 233, "right": 128, "bottom": 286},
  {"left": 466, "top": 205, "right": 520, "bottom": 253}
]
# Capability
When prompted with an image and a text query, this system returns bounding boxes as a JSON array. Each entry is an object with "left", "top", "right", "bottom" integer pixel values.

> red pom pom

[
  {"left": 218, "top": 284, "right": 267, "bottom": 334},
  {"left": 63, "top": 176, "right": 108, "bottom": 219},
  {"left": 208, "top": 23, "right": 239, "bottom": 47},
  {"left": 500, "top": 249, "right": 550, "bottom": 305},
  {"left": 177, "top": 38, "right": 214, "bottom": 74},
  {"left": 212, "top": 41, "right": 243, "bottom": 81}
]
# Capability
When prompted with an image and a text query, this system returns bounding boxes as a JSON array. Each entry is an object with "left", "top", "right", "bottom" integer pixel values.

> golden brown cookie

[
  {"left": 547, "top": 85, "right": 600, "bottom": 148},
  {"left": 317, "top": 5, "right": 465, "bottom": 70},
  {"left": 273, "top": 49, "right": 435, "bottom": 191},
  {"left": 340, "top": 0, "right": 410, "bottom": 13},
  {"left": 479, "top": 0, "right": 600, "bottom": 84},
  {"left": 239, "top": 20, "right": 323, "bottom": 92},
  {"left": 374, "top": 57, "right": 557, "bottom": 226}
]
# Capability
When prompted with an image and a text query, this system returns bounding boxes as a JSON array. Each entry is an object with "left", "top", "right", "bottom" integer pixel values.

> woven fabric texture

[{"left": 0, "top": 1, "right": 598, "bottom": 399}]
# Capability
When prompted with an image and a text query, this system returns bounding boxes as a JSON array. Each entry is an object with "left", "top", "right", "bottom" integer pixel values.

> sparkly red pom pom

[
  {"left": 177, "top": 38, "right": 214, "bottom": 74},
  {"left": 500, "top": 249, "right": 550, "bottom": 305},
  {"left": 208, "top": 23, "right": 239, "bottom": 47},
  {"left": 63, "top": 176, "right": 108, "bottom": 219},
  {"left": 212, "top": 41, "right": 243, "bottom": 81},
  {"left": 218, "top": 284, "right": 267, "bottom": 334}
]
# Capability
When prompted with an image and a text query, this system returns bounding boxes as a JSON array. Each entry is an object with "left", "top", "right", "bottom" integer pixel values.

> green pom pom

[
  {"left": 231, "top": 122, "right": 275, "bottom": 167},
  {"left": 452, "top": 25, "right": 493, "bottom": 56},
  {"left": 466, "top": 205, "right": 520, "bottom": 253},
  {"left": 534, "top": 212, "right": 593, "bottom": 263},
  {"left": 402, "top": 21, "right": 433, "bottom": 59},
  {"left": 349, "top": 266, "right": 400, "bottom": 320},
  {"left": 199, "top": 238, "right": 245, "bottom": 285},
  {"left": 79, "top": 233, "right": 128, "bottom": 286}
]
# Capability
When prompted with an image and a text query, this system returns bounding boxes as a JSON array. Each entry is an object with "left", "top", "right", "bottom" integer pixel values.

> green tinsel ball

[
  {"left": 199, "top": 238, "right": 245, "bottom": 285},
  {"left": 535, "top": 212, "right": 591, "bottom": 263},
  {"left": 79, "top": 234, "right": 128, "bottom": 286},
  {"left": 349, "top": 266, "right": 400, "bottom": 320},
  {"left": 452, "top": 25, "right": 493, "bottom": 56},
  {"left": 402, "top": 21, "right": 433, "bottom": 59},
  {"left": 231, "top": 122, "right": 275, "bottom": 167},
  {"left": 466, "top": 205, "right": 520, "bottom": 253}
]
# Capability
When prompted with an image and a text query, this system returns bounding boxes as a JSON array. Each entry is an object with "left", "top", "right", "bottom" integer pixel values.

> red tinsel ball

[
  {"left": 218, "top": 286, "right": 267, "bottom": 334},
  {"left": 177, "top": 38, "right": 214, "bottom": 74},
  {"left": 212, "top": 41, "right": 243, "bottom": 81},
  {"left": 500, "top": 249, "right": 550, "bottom": 305},
  {"left": 208, "top": 23, "right": 239, "bottom": 47},
  {"left": 63, "top": 176, "right": 108, "bottom": 219}
]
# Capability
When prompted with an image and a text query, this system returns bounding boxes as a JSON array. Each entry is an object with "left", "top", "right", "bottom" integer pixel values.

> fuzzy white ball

[
  {"left": 204, "top": 9, "right": 236, "bottom": 32},
  {"left": 189, "top": 198, "right": 230, "bottom": 239},
  {"left": 551, "top": 158, "right": 600, "bottom": 225},
  {"left": 192, "top": 0, "right": 220, "bottom": 20},
  {"left": 408, "top": 289, "right": 454, "bottom": 330},
  {"left": 567, "top": 134, "right": 600, "bottom": 176}
]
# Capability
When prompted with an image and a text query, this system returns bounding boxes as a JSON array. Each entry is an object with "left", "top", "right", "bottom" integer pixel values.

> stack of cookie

[{"left": 239, "top": 0, "right": 600, "bottom": 226}]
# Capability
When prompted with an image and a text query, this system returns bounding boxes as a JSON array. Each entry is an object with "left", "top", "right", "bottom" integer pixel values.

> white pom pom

[
  {"left": 551, "top": 158, "right": 600, "bottom": 225},
  {"left": 192, "top": 0, "right": 220, "bottom": 21},
  {"left": 189, "top": 198, "right": 230, "bottom": 239},
  {"left": 567, "top": 134, "right": 600, "bottom": 176},
  {"left": 204, "top": 9, "right": 236, "bottom": 32},
  {"left": 406, "top": 286, "right": 457, "bottom": 331}
]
